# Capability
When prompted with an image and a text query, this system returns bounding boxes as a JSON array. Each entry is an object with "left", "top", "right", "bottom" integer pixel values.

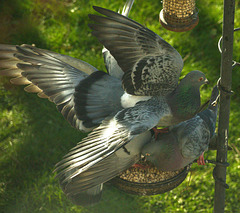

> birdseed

[{"left": 119, "top": 160, "right": 183, "bottom": 183}]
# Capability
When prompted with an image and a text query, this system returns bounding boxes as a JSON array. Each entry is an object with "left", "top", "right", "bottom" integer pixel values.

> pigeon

[
  {"left": 54, "top": 5, "right": 209, "bottom": 205},
  {"left": 142, "top": 86, "right": 219, "bottom": 171},
  {"left": 0, "top": 3, "right": 208, "bottom": 206}
]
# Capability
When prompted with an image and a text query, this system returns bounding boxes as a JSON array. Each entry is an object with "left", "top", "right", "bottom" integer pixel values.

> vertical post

[{"left": 213, "top": 0, "right": 235, "bottom": 212}]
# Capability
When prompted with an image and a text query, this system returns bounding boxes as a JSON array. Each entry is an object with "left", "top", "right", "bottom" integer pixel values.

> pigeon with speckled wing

[
  {"left": 54, "top": 6, "right": 209, "bottom": 205},
  {"left": 142, "top": 86, "right": 219, "bottom": 171},
  {"left": 89, "top": 6, "right": 184, "bottom": 96},
  {"left": 0, "top": 2, "right": 208, "bottom": 206},
  {"left": 55, "top": 70, "right": 209, "bottom": 205}
]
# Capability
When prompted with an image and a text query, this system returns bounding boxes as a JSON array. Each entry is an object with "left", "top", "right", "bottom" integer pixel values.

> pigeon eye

[{"left": 198, "top": 77, "right": 204, "bottom": 81}]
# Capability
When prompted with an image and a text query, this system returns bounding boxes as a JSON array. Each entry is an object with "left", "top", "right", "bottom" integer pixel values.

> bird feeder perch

[{"left": 159, "top": 0, "right": 199, "bottom": 32}]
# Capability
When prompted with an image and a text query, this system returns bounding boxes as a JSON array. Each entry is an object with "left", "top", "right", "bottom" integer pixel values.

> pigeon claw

[
  {"left": 197, "top": 152, "right": 206, "bottom": 165},
  {"left": 152, "top": 127, "right": 169, "bottom": 139}
]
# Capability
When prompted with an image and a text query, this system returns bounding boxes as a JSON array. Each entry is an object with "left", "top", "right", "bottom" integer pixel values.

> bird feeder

[
  {"left": 111, "top": 164, "right": 191, "bottom": 195},
  {"left": 159, "top": 0, "right": 199, "bottom": 32}
]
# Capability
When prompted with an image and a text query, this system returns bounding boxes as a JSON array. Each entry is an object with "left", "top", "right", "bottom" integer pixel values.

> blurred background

[{"left": 0, "top": 0, "right": 239, "bottom": 212}]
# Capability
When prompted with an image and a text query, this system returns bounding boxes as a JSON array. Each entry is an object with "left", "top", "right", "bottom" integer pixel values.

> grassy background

[{"left": 0, "top": 0, "right": 240, "bottom": 212}]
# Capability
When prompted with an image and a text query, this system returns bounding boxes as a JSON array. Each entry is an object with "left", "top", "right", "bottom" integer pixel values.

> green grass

[{"left": 0, "top": 0, "right": 240, "bottom": 212}]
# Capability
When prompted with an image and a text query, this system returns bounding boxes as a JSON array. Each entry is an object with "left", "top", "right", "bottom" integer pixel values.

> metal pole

[{"left": 213, "top": 0, "right": 235, "bottom": 212}]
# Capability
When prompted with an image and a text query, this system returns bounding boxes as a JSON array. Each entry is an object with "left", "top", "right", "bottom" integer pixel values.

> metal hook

[
  {"left": 216, "top": 77, "right": 234, "bottom": 96},
  {"left": 218, "top": 28, "right": 240, "bottom": 68}
]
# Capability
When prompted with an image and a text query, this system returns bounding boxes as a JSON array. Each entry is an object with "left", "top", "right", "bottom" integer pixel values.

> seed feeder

[
  {"left": 159, "top": 0, "right": 199, "bottom": 32},
  {"left": 111, "top": 163, "right": 191, "bottom": 195}
]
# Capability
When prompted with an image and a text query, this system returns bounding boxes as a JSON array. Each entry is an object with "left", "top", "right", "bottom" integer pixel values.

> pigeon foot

[
  {"left": 197, "top": 152, "right": 206, "bottom": 165},
  {"left": 152, "top": 127, "right": 169, "bottom": 139}
]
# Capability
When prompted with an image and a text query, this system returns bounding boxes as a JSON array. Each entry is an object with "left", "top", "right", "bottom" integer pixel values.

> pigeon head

[
  {"left": 181, "top": 70, "right": 209, "bottom": 87},
  {"left": 142, "top": 133, "right": 182, "bottom": 171}
]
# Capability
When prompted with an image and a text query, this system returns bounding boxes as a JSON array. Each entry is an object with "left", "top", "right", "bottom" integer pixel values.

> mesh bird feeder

[{"left": 159, "top": 0, "right": 199, "bottom": 32}]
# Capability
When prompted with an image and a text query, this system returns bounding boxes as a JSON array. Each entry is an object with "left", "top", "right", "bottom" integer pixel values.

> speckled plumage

[
  {"left": 89, "top": 6, "right": 183, "bottom": 96},
  {"left": 142, "top": 86, "right": 219, "bottom": 171}
]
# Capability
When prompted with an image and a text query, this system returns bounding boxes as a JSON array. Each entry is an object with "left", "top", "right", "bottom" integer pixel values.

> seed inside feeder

[{"left": 119, "top": 159, "right": 183, "bottom": 183}]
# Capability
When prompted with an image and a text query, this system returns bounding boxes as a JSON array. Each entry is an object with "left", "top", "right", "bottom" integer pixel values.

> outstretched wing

[
  {"left": 89, "top": 6, "right": 183, "bottom": 96},
  {"left": 56, "top": 131, "right": 151, "bottom": 196},
  {"left": 54, "top": 98, "right": 167, "bottom": 183},
  {"left": 0, "top": 44, "right": 97, "bottom": 131}
]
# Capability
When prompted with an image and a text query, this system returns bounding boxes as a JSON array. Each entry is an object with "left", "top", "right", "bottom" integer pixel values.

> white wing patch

[{"left": 120, "top": 92, "right": 151, "bottom": 108}]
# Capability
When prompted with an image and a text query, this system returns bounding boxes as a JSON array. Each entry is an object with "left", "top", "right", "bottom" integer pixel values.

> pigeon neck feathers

[
  {"left": 167, "top": 79, "right": 201, "bottom": 120},
  {"left": 166, "top": 70, "right": 208, "bottom": 121}
]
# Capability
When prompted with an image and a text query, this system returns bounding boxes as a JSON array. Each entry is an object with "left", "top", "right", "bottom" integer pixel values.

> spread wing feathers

[
  {"left": 57, "top": 131, "right": 151, "bottom": 195},
  {"left": 58, "top": 148, "right": 139, "bottom": 195},
  {"left": 89, "top": 6, "right": 183, "bottom": 96},
  {"left": 55, "top": 100, "right": 162, "bottom": 183},
  {"left": 177, "top": 116, "right": 211, "bottom": 159},
  {"left": 0, "top": 44, "right": 97, "bottom": 131},
  {"left": 74, "top": 71, "right": 124, "bottom": 128},
  {"left": 103, "top": 0, "right": 134, "bottom": 79}
]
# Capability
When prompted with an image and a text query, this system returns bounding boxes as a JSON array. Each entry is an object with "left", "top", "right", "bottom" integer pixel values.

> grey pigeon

[
  {"left": 54, "top": 6, "right": 209, "bottom": 205},
  {"left": 0, "top": 3, "right": 208, "bottom": 206},
  {"left": 89, "top": 6, "right": 184, "bottom": 97},
  {"left": 142, "top": 86, "right": 219, "bottom": 171}
]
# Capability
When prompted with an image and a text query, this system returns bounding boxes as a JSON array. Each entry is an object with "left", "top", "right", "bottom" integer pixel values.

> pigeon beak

[{"left": 204, "top": 78, "right": 209, "bottom": 84}]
